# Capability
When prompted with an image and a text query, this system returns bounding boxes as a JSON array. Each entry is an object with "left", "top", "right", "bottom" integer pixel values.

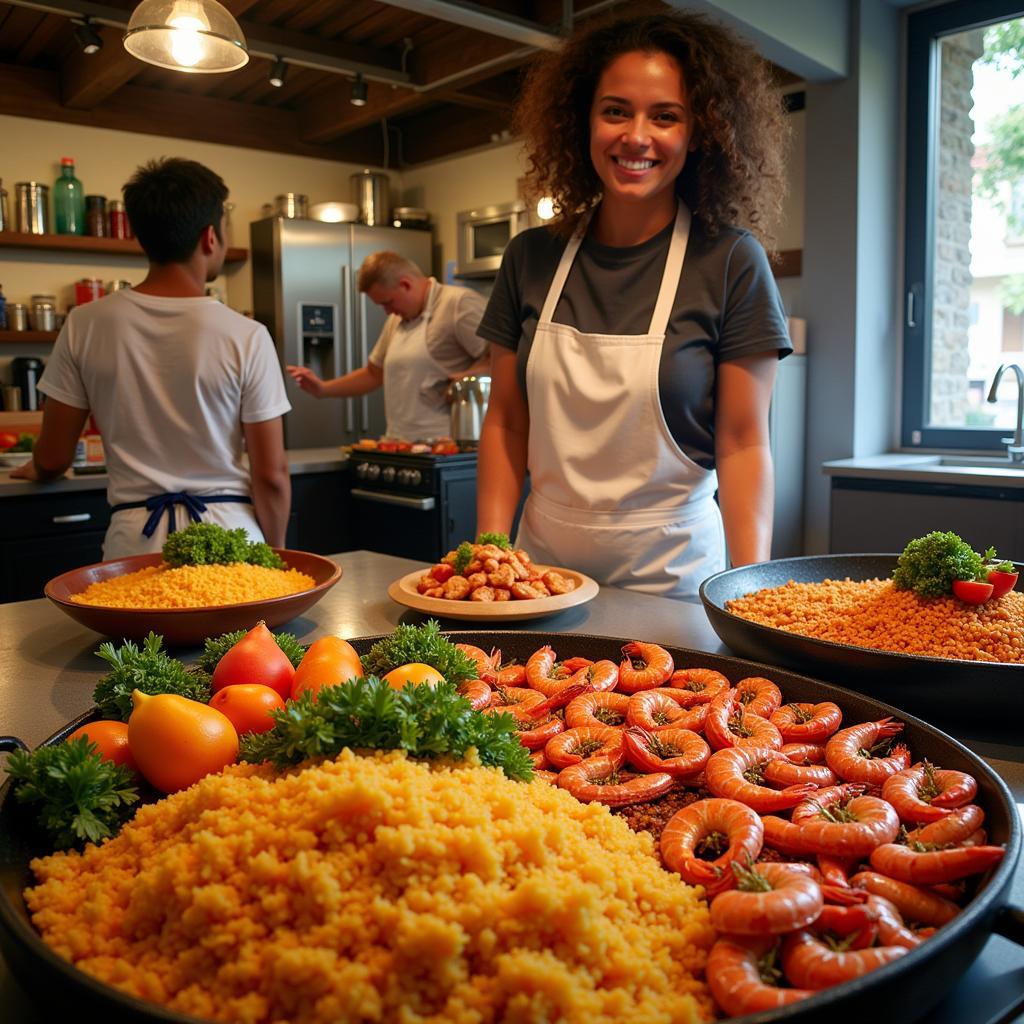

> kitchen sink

[{"left": 931, "top": 455, "right": 1024, "bottom": 470}]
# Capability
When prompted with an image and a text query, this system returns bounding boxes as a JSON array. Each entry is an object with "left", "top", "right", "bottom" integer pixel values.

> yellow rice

[
  {"left": 26, "top": 749, "right": 715, "bottom": 1024},
  {"left": 69, "top": 563, "right": 316, "bottom": 609}
]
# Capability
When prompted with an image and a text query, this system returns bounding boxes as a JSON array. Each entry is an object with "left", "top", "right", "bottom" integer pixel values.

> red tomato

[
  {"left": 291, "top": 636, "right": 364, "bottom": 700},
  {"left": 67, "top": 720, "right": 138, "bottom": 774},
  {"left": 211, "top": 621, "right": 295, "bottom": 699},
  {"left": 0, "top": 431, "right": 17, "bottom": 450},
  {"left": 987, "top": 569, "right": 1019, "bottom": 599},
  {"left": 209, "top": 684, "right": 286, "bottom": 735},
  {"left": 382, "top": 663, "right": 445, "bottom": 690},
  {"left": 951, "top": 579, "right": 994, "bottom": 604}
]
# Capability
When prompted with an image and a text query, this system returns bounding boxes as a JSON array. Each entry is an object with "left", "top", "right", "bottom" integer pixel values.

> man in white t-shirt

[
  {"left": 287, "top": 251, "right": 488, "bottom": 440},
  {"left": 12, "top": 157, "right": 292, "bottom": 559}
]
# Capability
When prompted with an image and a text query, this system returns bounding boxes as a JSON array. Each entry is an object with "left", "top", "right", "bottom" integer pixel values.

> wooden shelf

[
  {"left": 0, "top": 329, "right": 57, "bottom": 343},
  {"left": 0, "top": 231, "right": 248, "bottom": 264}
]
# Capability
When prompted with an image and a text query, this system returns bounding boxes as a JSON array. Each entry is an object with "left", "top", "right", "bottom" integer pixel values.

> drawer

[{"left": 0, "top": 490, "right": 111, "bottom": 541}]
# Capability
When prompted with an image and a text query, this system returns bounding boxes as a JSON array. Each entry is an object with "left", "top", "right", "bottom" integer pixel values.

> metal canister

[
  {"left": 273, "top": 193, "right": 308, "bottom": 219},
  {"left": 6, "top": 303, "right": 29, "bottom": 331},
  {"left": 15, "top": 182, "right": 49, "bottom": 234},
  {"left": 350, "top": 170, "right": 391, "bottom": 226},
  {"left": 29, "top": 294, "right": 57, "bottom": 332}
]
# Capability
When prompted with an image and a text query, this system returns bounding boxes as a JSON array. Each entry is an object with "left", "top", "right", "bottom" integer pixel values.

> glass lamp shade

[{"left": 124, "top": 0, "right": 248, "bottom": 73}]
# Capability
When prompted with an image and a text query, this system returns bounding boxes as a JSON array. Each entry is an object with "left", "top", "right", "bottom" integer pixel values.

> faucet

[{"left": 986, "top": 363, "right": 1024, "bottom": 463}]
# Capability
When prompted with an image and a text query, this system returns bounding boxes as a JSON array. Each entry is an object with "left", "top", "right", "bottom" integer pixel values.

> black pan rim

[
  {"left": 699, "top": 554, "right": 1024, "bottom": 674},
  {"left": 1, "top": 628, "right": 1020, "bottom": 1024}
]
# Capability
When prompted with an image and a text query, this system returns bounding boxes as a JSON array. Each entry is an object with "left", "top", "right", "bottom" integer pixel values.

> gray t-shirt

[{"left": 477, "top": 219, "right": 791, "bottom": 468}]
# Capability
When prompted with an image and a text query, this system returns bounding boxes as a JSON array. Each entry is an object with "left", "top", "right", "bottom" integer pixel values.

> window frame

[{"left": 903, "top": 0, "right": 1024, "bottom": 450}]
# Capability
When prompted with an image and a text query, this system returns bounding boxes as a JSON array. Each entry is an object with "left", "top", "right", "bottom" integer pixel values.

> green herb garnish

[
  {"left": 982, "top": 546, "right": 1014, "bottom": 573},
  {"left": 161, "top": 523, "right": 285, "bottom": 569},
  {"left": 360, "top": 620, "right": 477, "bottom": 687},
  {"left": 452, "top": 541, "right": 474, "bottom": 575},
  {"left": 93, "top": 632, "right": 211, "bottom": 721},
  {"left": 892, "top": 531, "right": 986, "bottom": 596},
  {"left": 239, "top": 676, "right": 533, "bottom": 781},
  {"left": 6, "top": 738, "right": 139, "bottom": 849},
  {"left": 198, "top": 629, "right": 307, "bottom": 674},
  {"left": 476, "top": 531, "right": 512, "bottom": 549}
]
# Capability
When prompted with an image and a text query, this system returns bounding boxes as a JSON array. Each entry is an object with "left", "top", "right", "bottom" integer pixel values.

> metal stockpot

[
  {"left": 14, "top": 182, "right": 49, "bottom": 234},
  {"left": 350, "top": 170, "right": 390, "bottom": 226},
  {"left": 273, "top": 193, "right": 308, "bottom": 219},
  {"left": 449, "top": 374, "right": 490, "bottom": 444}
]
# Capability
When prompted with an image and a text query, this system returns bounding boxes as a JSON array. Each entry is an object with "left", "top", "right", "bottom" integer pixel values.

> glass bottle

[
  {"left": 0, "top": 284, "right": 6, "bottom": 331},
  {"left": 53, "top": 157, "right": 86, "bottom": 235}
]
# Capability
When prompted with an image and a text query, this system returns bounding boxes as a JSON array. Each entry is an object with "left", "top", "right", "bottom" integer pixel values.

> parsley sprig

[
  {"left": 93, "top": 632, "right": 211, "bottom": 721},
  {"left": 162, "top": 522, "right": 285, "bottom": 569},
  {"left": 240, "top": 675, "right": 533, "bottom": 781},
  {"left": 198, "top": 629, "right": 308, "bottom": 674},
  {"left": 6, "top": 738, "right": 139, "bottom": 849},
  {"left": 476, "top": 531, "right": 512, "bottom": 549},
  {"left": 359, "top": 620, "right": 477, "bottom": 687},
  {"left": 452, "top": 541, "right": 474, "bottom": 575}
]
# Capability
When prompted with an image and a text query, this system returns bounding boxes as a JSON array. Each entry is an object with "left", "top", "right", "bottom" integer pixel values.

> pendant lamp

[{"left": 123, "top": 0, "right": 249, "bottom": 73}]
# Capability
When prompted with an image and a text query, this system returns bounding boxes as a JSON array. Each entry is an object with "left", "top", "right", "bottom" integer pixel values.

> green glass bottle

[{"left": 54, "top": 157, "right": 85, "bottom": 235}]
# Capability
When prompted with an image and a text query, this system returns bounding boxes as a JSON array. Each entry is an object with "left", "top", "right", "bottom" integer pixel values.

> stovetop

[{"left": 350, "top": 447, "right": 478, "bottom": 496}]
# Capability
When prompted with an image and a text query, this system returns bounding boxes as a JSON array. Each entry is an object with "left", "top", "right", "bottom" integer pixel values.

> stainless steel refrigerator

[{"left": 250, "top": 218, "right": 433, "bottom": 448}]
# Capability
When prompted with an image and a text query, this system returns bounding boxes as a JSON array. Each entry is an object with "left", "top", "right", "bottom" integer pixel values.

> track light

[
  {"left": 350, "top": 72, "right": 367, "bottom": 107},
  {"left": 268, "top": 56, "right": 286, "bottom": 88},
  {"left": 74, "top": 17, "right": 103, "bottom": 54}
]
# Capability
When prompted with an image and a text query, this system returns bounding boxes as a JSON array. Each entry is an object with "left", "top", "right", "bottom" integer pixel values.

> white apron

[
  {"left": 381, "top": 281, "right": 452, "bottom": 440},
  {"left": 517, "top": 204, "right": 726, "bottom": 600}
]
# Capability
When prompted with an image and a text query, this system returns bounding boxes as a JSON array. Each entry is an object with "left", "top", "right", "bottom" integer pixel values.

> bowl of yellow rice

[{"left": 43, "top": 548, "right": 342, "bottom": 646}]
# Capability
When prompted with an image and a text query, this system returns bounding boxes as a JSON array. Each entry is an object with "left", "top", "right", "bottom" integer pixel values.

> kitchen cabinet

[{"left": 285, "top": 469, "right": 352, "bottom": 555}]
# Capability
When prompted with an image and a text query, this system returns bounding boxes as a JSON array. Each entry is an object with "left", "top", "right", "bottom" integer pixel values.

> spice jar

[
  {"left": 108, "top": 199, "right": 129, "bottom": 240},
  {"left": 85, "top": 195, "right": 107, "bottom": 237},
  {"left": 29, "top": 295, "right": 57, "bottom": 332},
  {"left": 74, "top": 279, "right": 104, "bottom": 305}
]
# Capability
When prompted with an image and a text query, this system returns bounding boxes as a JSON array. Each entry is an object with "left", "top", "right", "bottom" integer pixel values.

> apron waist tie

[{"left": 111, "top": 493, "right": 253, "bottom": 538}]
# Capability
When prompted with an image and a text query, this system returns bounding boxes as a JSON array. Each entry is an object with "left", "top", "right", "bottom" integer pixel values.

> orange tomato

[
  {"left": 209, "top": 684, "right": 286, "bottom": 735},
  {"left": 291, "top": 636, "right": 364, "bottom": 701},
  {"left": 128, "top": 689, "right": 238, "bottom": 793},
  {"left": 382, "top": 663, "right": 445, "bottom": 690},
  {"left": 67, "top": 720, "right": 138, "bottom": 774},
  {"left": 211, "top": 621, "right": 295, "bottom": 699}
]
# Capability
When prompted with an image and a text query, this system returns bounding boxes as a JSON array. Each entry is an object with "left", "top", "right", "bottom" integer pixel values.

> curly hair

[{"left": 514, "top": 11, "right": 790, "bottom": 252}]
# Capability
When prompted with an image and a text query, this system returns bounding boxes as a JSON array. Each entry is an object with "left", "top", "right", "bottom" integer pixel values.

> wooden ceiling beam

[
  {"left": 61, "top": 26, "right": 141, "bottom": 109},
  {"left": 15, "top": 10, "right": 65, "bottom": 62},
  {"left": 398, "top": 104, "right": 511, "bottom": 164}
]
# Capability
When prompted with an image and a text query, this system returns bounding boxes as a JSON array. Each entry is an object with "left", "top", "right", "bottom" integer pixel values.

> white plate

[
  {"left": 0, "top": 451, "right": 32, "bottom": 467},
  {"left": 388, "top": 565, "right": 600, "bottom": 622}
]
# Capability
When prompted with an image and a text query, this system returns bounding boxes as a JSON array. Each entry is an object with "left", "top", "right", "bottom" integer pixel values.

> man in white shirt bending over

[{"left": 12, "top": 157, "right": 292, "bottom": 559}]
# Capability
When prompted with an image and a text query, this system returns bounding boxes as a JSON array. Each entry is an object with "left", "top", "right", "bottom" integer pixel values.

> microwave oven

[{"left": 455, "top": 200, "right": 532, "bottom": 278}]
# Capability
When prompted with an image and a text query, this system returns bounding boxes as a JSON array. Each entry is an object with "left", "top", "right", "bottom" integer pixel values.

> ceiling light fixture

[
  {"left": 123, "top": 0, "right": 249, "bottom": 74},
  {"left": 268, "top": 56, "right": 287, "bottom": 88},
  {"left": 74, "top": 17, "right": 103, "bottom": 55},
  {"left": 350, "top": 72, "right": 368, "bottom": 107}
]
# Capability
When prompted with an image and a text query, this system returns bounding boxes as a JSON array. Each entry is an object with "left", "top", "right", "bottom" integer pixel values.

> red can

[
  {"left": 74, "top": 279, "right": 105, "bottom": 305},
  {"left": 108, "top": 200, "right": 130, "bottom": 240}
]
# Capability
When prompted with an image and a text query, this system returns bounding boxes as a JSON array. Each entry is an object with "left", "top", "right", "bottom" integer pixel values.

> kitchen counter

[
  {"left": 823, "top": 453, "right": 1024, "bottom": 489},
  {"left": 1, "top": 549, "right": 1022, "bottom": 1022},
  {"left": 0, "top": 447, "right": 349, "bottom": 498}
]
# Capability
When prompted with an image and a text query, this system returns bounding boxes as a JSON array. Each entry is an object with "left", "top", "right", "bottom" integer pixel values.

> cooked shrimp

[
  {"left": 514, "top": 715, "right": 564, "bottom": 751},
  {"left": 734, "top": 676, "right": 783, "bottom": 718},
  {"left": 907, "top": 803, "right": 985, "bottom": 846},
  {"left": 622, "top": 726, "right": 710, "bottom": 779},
  {"left": 705, "top": 746, "right": 818, "bottom": 814},
  {"left": 781, "top": 742, "right": 828, "bottom": 765},
  {"left": 571, "top": 659, "right": 619, "bottom": 693},
  {"left": 617, "top": 641, "right": 674, "bottom": 692},
  {"left": 710, "top": 861, "right": 825, "bottom": 936},
  {"left": 864, "top": 894, "right": 925, "bottom": 949},
  {"left": 706, "top": 937, "right": 814, "bottom": 1016},
  {"left": 770, "top": 702, "right": 843, "bottom": 744},
  {"left": 528, "top": 748, "right": 550, "bottom": 769},
  {"left": 455, "top": 643, "right": 499, "bottom": 677},
  {"left": 816, "top": 853, "right": 858, "bottom": 893},
  {"left": 667, "top": 667, "right": 730, "bottom": 706},
  {"left": 544, "top": 726, "right": 625, "bottom": 770},
  {"left": 882, "top": 762, "right": 977, "bottom": 826},
  {"left": 524, "top": 645, "right": 579, "bottom": 696},
  {"left": 561, "top": 656, "right": 593, "bottom": 673},
  {"left": 626, "top": 689, "right": 693, "bottom": 731},
  {"left": 825, "top": 717, "right": 911, "bottom": 786},
  {"left": 533, "top": 769, "right": 558, "bottom": 785},
  {"left": 557, "top": 756, "right": 674, "bottom": 807},
  {"left": 519, "top": 682, "right": 592, "bottom": 720},
  {"left": 483, "top": 685, "right": 545, "bottom": 719},
  {"left": 458, "top": 678, "right": 492, "bottom": 711},
  {"left": 788, "top": 786, "right": 901, "bottom": 858},
  {"left": 781, "top": 928, "right": 907, "bottom": 989},
  {"left": 813, "top": 903, "right": 877, "bottom": 949},
  {"left": 868, "top": 841, "right": 1005, "bottom": 885},
  {"left": 659, "top": 798, "right": 764, "bottom": 894},
  {"left": 704, "top": 689, "right": 784, "bottom": 751},
  {"left": 849, "top": 870, "right": 960, "bottom": 926},
  {"left": 762, "top": 759, "right": 838, "bottom": 788},
  {"left": 490, "top": 661, "right": 526, "bottom": 687},
  {"left": 564, "top": 690, "right": 630, "bottom": 730}
]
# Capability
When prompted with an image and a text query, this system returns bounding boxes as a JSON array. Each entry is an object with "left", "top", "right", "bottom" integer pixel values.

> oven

[
  {"left": 349, "top": 450, "right": 478, "bottom": 562},
  {"left": 455, "top": 200, "right": 533, "bottom": 278}
]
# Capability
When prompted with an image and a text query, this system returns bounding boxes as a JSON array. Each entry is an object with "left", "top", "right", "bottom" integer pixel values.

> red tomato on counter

[
  {"left": 987, "top": 569, "right": 1019, "bottom": 599},
  {"left": 951, "top": 579, "right": 994, "bottom": 604},
  {"left": 0, "top": 431, "right": 18, "bottom": 450},
  {"left": 291, "top": 636, "right": 364, "bottom": 700}
]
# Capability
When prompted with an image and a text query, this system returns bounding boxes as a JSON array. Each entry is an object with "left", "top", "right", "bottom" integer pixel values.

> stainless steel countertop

[
  {"left": 823, "top": 453, "right": 1024, "bottom": 489},
  {"left": 0, "top": 447, "right": 349, "bottom": 498},
  {"left": 1, "top": 550, "right": 1022, "bottom": 1022}
]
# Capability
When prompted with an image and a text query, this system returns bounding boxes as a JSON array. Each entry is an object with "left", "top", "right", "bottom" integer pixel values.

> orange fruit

[
  {"left": 67, "top": 720, "right": 138, "bottom": 774},
  {"left": 209, "top": 684, "right": 286, "bottom": 736},
  {"left": 127, "top": 689, "right": 239, "bottom": 793},
  {"left": 291, "top": 636, "right": 364, "bottom": 701},
  {"left": 382, "top": 663, "right": 445, "bottom": 690}
]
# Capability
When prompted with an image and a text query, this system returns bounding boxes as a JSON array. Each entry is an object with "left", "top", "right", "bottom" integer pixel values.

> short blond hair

[{"left": 356, "top": 251, "right": 425, "bottom": 292}]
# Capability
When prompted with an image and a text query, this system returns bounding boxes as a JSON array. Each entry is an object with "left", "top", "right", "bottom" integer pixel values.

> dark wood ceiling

[{"left": 0, "top": 0, "right": 798, "bottom": 166}]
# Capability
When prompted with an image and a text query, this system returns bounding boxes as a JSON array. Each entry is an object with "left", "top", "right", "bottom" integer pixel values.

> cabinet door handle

[
  {"left": 52, "top": 513, "right": 91, "bottom": 523},
  {"left": 350, "top": 488, "right": 435, "bottom": 510}
]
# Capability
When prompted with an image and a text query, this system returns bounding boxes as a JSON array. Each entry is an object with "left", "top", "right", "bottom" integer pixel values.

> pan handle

[
  {"left": 0, "top": 736, "right": 30, "bottom": 754},
  {"left": 993, "top": 904, "right": 1024, "bottom": 947}
]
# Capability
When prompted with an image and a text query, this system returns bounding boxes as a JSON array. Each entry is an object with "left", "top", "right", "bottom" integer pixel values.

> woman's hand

[{"left": 286, "top": 365, "right": 326, "bottom": 398}]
